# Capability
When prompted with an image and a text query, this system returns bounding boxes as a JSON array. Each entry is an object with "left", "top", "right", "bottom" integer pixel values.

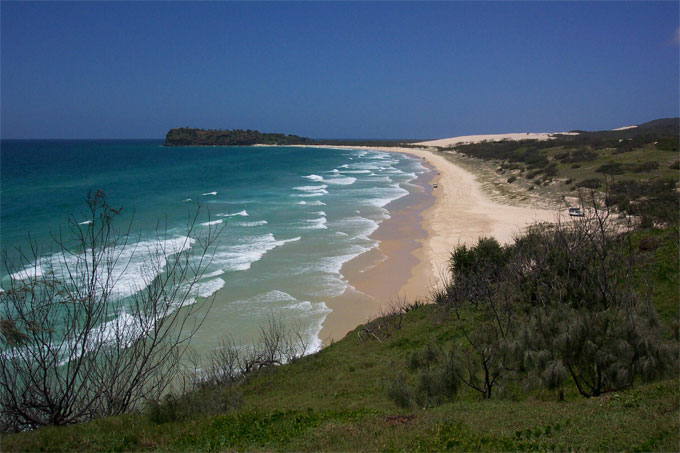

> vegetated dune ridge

[{"left": 414, "top": 132, "right": 574, "bottom": 147}]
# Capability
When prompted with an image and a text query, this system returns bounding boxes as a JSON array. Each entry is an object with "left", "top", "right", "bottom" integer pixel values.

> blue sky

[{"left": 2, "top": 1, "right": 678, "bottom": 139}]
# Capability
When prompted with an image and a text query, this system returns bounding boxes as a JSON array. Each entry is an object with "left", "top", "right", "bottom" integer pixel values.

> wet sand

[
  {"left": 318, "top": 165, "right": 436, "bottom": 342},
  {"left": 312, "top": 145, "right": 556, "bottom": 344}
]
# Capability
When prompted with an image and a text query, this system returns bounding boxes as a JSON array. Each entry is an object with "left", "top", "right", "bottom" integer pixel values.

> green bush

[
  {"left": 596, "top": 161, "right": 625, "bottom": 175},
  {"left": 576, "top": 178, "right": 602, "bottom": 189}
]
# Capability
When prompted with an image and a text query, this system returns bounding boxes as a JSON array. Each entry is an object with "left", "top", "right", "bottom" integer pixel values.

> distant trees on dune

[{"left": 164, "top": 128, "right": 315, "bottom": 146}]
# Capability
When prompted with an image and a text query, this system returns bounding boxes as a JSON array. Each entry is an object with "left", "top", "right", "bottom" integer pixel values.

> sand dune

[{"left": 415, "top": 131, "right": 578, "bottom": 147}]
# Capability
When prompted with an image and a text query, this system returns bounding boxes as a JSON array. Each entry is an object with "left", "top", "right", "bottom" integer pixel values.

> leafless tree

[{"left": 0, "top": 191, "right": 220, "bottom": 431}]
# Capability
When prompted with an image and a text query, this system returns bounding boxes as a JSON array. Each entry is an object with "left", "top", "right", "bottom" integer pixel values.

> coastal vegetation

[
  {"left": 0, "top": 191, "right": 220, "bottom": 432},
  {"left": 439, "top": 118, "right": 679, "bottom": 227},
  {"left": 165, "top": 128, "right": 316, "bottom": 146},
  {"left": 164, "top": 127, "right": 420, "bottom": 148}
]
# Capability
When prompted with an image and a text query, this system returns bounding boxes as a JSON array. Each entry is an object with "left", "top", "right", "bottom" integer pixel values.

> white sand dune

[{"left": 415, "top": 131, "right": 578, "bottom": 147}]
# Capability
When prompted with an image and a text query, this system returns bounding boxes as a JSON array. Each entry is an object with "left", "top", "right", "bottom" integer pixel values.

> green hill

[{"left": 164, "top": 127, "right": 316, "bottom": 146}]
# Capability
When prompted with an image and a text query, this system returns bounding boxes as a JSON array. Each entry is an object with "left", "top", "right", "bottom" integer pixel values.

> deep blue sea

[{"left": 1, "top": 140, "right": 427, "bottom": 352}]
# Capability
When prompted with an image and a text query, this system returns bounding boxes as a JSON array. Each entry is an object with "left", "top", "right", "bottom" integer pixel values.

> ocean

[{"left": 0, "top": 140, "right": 429, "bottom": 354}]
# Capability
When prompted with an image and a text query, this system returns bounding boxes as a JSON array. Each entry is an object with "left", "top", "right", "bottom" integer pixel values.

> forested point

[{"left": 164, "top": 128, "right": 316, "bottom": 146}]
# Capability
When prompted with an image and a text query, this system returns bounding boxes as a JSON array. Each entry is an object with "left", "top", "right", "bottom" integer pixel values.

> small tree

[
  {"left": 446, "top": 238, "right": 517, "bottom": 399},
  {"left": 0, "top": 191, "right": 220, "bottom": 431}
]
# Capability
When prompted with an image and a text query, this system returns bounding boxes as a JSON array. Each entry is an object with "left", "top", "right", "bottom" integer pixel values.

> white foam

[
  {"left": 213, "top": 234, "right": 300, "bottom": 272},
  {"left": 78, "top": 220, "right": 93, "bottom": 225},
  {"left": 232, "top": 220, "right": 268, "bottom": 227},
  {"left": 325, "top": 176, "right": 356, "bottom": 185},
  {"left": 297, "top": 200, "right": 326, "bottom": 206},
  {"left": 302, "top": 174, "right": 324, "bottom": 181},
  {"left": 340, "top": 169, "right": 371, "bottom": 174},
  {"left": 190, "top": 277, "right": 225, "bottom": 298},
  {"left": 201, "top": 219, "right": 223, "bottom": 226},
  {"left": 303, "top": 215, "right": 328, "bottom": 230},
  {"left": 202, "top": 192, "right": 217, "bottom": 196},
  {"left": 293, "top": 184, "right": 329, "bottom": 198},
  {"left": 217, "top": 210, "right": 248, "bottom": 217},
  {"left": 182, "top": 198, "right": 192, "bottom": 202},
  {"left": 201, "top": 269, "right": 225, "bottom": 279},
  {"left": 363, "top": 184, "right": 409, "bottom": 208},
  {"left": 365, "top": 176, "right": 392, "bottom": 183},
  {"left": 295, "top": 192, "right": 327, "bottom": 198},
  {"left": 333, "top": 216, "right": 380, "bottom": 240},
  {"left": 10, "top": 264, "right": 44, "bottom": 281},
  {"left": 294, "top": 185, "right": 328, "bottom": 192},
  {"left": 9, "top": 236, "right": 195, "bottom": 300}
]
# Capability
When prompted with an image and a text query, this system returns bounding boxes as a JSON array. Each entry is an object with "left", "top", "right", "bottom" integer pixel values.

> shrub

[
  {"left": 434, "top": 205, "right": 676, "bottom": 399},
  {"left": 507, "top": 175, "right": 517, "bottom": 184},
  {"left": 576, "top": 178, "right": 602, "bottom": 189},
  {"left": 655, "top": 137, "right": 679, "bottom": 152},
  {"left": 596, "top": 162, "right": 625, "bottom": 175},
  {"left": 387, "top": 373, "right": 415, "bottom": 408},
  {"left": 633, "top": 161, "right": 659, "bottom": 173}
]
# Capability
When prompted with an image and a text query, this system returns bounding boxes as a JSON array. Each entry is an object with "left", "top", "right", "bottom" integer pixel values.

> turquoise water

[{"left": 1, "top": 140, "right": 428, "bottom": 352}]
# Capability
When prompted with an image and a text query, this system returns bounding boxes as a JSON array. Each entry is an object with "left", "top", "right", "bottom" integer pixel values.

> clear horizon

[{"left": 2, "top": 1, "right": 679, "bottom": 140}]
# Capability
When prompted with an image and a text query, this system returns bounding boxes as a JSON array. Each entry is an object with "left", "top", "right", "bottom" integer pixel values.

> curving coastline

[{"left": 311, "top": 145, "right": 557, "bottom": 343}]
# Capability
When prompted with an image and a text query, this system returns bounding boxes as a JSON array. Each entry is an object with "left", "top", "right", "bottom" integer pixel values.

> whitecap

[
  {"left": 201, "top": 269, "right": 225, "bottom": 279},
  {"left": 190, "top": 277, "right": 226, "bottom": 298},
  {"left": 294, "top": 185, "right": 328, "bottom": 192},
  {"left": 302, "top": 174, "right": 324, "bottom": 182},
  {"left": 297, "top": 200, "right": 327, "bottom": 206},
  {"left": 340, "top": 169, "right": 371, "bottom": 174},
  {"left": 78, "top": 220, "right": 93, "bottom": 225},
  {"left": 325, "top": 176, "right": 356, "bottom": 185},
  {"left": 232, "top": 220, "right": 268, "bottom": 227},
  {"left": 212, "top": 234, "right": 300, "bottom": 272},
  {"left": 201, "top": 219, "right": 223, "bottom": 227},
  {"left": 217, "top": 210, "right": 248, "bottom": 217},
  {"left": 202, "top": 192, "right": 217, "bottom": 196},
  {"left": 302, "top": 215, "right": 328, "bottom": 230},
  {"left": 9, "top": 236, "right": 196, "bottom": 300}
]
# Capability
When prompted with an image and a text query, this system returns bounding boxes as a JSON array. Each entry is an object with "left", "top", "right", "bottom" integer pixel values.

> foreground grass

[
  {"left": 4, "top": 320, "right": 678, "bottom": 450},
  {"left": 3, "top": 228, "right": 678, "bottom": 451}
]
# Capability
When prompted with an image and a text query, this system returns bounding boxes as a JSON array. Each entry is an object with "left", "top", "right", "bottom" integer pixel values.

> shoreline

[{"left": 307, "top": 145, "right": 557, "bottom": 344}]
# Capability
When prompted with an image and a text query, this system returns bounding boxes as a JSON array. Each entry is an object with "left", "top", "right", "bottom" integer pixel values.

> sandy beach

[{"left": 317, "top": 145, "right": 557, "bottom": 343}]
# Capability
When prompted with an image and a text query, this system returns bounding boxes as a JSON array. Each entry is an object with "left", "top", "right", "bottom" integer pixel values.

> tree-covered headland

[{"left": 164, "top": 128, "right": 316, "bottom": 146}]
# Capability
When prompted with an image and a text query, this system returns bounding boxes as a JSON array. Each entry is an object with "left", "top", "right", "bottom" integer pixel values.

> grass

[{"left": 4, "top": 265, "right": 678, "bottom": 451}]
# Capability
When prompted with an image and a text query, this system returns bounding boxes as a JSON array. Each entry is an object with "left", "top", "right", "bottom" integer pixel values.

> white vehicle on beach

[{"left": 568, "top": 207, "right": 585, "bottom": 217}]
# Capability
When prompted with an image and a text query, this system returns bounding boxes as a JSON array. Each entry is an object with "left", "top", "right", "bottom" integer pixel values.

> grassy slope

[{"left": 4, "top": 245, "right": 679, "bottom": 452}]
